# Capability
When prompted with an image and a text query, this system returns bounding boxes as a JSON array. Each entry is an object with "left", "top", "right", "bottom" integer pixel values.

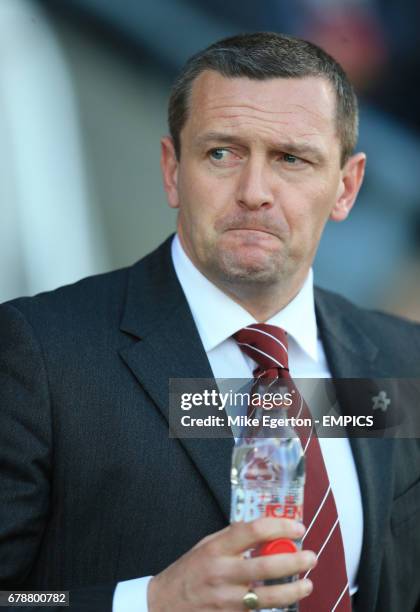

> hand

[{"left": 147, "top": 517, "right": 316, "bottom": 611}]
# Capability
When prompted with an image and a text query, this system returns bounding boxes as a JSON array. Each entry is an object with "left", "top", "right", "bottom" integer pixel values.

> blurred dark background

[{"left": 2, "top": 0, "right": 419, "bottom": 320}]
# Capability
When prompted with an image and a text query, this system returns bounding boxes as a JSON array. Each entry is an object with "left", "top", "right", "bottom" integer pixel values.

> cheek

[
  {"left": 177, "top": 178, "right": 217, "bottom": 238},
  {"left": 180, "top": 167, "right": 233, "bottom": 224},
  {"left": 282, "top": 183, "right": 336, "bottom": 237}
]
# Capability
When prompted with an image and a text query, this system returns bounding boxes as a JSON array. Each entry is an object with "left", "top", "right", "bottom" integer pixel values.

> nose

[{"left": 236, "top": 157, "right": 274, "bottom": 211}]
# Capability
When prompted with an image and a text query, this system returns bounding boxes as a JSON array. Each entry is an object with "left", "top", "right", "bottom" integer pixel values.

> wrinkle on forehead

[
  {"left": 191, "top": 114, "right": 331, "bottom": 155},
  {"left": 187, "top": 71, "right": 337, "bottom": 136},
  {"left": 202, "top": 102, "right": 330, "bottom": 126},
  {"left": 203, "top": 111, "right": 328, "bottom": 135},
  {"left": 204, "top": 121, "right": 323, "bottom": 142}
]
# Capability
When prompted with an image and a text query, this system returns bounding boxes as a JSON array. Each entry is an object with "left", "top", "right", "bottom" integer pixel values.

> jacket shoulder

[
  {"left": 1, "top": 266, "right": 131, "bottom": 339},
  {"left": 315, "top": 286, "right": 420, "bottom": 356}
]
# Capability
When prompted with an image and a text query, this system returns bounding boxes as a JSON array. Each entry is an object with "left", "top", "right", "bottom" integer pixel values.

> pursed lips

[{"left": 226, "top": 227, "right": 279, "bottom": 238}]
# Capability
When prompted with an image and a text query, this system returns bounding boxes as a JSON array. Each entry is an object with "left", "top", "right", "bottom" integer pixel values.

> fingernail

[
  {"left": 295, "top": 522, "right": 306, "bottom": 536},
  {"left": 303, "top": 579, "right": 313, "bottom": 595},
  {"left": 303, "top": 551, "right": 317, "bottom": 567}
]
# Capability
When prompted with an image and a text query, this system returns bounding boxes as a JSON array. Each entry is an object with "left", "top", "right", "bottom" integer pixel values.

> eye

[
  {"left": 209, "top": 148, "right": 229, "bottom": 161},
  {"left": 283, "top": 153, "right": 299, "bottom": 164}
]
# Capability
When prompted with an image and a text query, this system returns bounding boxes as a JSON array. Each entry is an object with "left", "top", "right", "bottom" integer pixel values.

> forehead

[{"left": 183, "top": 70, "right": 338, "bottom": 149}]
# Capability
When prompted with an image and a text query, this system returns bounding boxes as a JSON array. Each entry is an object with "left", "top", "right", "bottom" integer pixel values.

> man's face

[{"left": 162, "top": 71, "right": 364, "bottom": 293}]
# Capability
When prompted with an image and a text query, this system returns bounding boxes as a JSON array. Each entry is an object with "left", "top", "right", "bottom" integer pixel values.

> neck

[
  {"left": 208, "top": 270, "right": 308, "bottom": 322},
  {"left": 175, "top": 233, "right": 310, "bottom": 321}
]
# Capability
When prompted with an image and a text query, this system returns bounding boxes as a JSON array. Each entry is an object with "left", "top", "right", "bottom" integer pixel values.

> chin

[{"left": 216, "top": 252, "right": 282, "bottom": 284}]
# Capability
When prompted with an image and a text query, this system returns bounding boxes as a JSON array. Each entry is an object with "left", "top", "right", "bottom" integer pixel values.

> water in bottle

[{"left": 230, "top": 411, "right": 305, "bottom": 612}]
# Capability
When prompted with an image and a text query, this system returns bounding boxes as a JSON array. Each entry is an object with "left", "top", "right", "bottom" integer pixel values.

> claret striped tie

[{"left": 234, "top": 323, "right": 351, "bottom": 612}]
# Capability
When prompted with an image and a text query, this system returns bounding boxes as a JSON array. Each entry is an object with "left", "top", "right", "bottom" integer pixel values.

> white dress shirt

[{"left": 113, "top": 235, "right": 363, "bottom": 610}]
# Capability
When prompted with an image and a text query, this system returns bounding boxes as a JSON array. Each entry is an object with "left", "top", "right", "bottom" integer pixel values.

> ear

[
  {"left": 160, "top": 136, "right": 180, "bottom": 209},
  {"left": 330, "top": 152, "right": 366, "bottom": 222}
]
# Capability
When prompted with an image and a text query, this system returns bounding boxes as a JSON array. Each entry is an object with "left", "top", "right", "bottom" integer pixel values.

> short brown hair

[{"left": 168, "top": 32, "right": 358, "bottom": 166}]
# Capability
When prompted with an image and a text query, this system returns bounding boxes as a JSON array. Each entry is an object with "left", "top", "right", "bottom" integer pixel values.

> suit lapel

[
  {"left": 315, "top": 289, "right": 395, "bottom": 612},
  {"left": 119, "top": 238, "right": 233, "bottom": 521}
]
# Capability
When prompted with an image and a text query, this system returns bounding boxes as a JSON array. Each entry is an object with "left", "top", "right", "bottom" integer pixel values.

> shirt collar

[{"left": 171, "top": 234, "right": 319, "bottom": 361}]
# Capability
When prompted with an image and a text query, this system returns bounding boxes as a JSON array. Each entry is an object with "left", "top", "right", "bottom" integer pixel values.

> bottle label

[{"left": 231, "top": 487, "right": 303, "bottom": 522}]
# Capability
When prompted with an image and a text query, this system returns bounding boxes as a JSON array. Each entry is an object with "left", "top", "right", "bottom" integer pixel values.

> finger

[
  {"left": 209, "top": 518, "right": 305, "bottom": 556},
  {"left": 232, "top": 550, "right": 317, "bottom": 583},
  {"left": 253, "top": 578, "right": 313, "bottom": 609},
  {"left": 201, "top": 584, "right": 260, "bottom": 611}
]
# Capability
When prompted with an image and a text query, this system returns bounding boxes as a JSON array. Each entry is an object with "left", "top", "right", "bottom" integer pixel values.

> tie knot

[{"left": 234, "top": 323, "right": 289, "bottom": 378}]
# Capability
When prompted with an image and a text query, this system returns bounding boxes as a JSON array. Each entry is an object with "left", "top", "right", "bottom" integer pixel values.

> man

[{"left": 0, "top": 33, "right": 419, "bottom": 612}]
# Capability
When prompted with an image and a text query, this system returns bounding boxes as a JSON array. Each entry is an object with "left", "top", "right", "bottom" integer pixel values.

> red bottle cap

[{"left": 258, "top": 538, "right": 298, "bottom": 555}]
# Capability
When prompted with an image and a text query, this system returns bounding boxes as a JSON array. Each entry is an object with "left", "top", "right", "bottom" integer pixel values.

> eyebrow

[{"left": 193, "top": 131, "right": 326, "bottom": 161}]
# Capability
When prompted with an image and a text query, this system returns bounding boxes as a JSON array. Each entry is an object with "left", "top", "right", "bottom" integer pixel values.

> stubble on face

[
  {"left": 193, "top": 210, "right": 295, "bottom": 288},
  {"left": 174, "top": 71, "right": 342, "bottom": 309}
]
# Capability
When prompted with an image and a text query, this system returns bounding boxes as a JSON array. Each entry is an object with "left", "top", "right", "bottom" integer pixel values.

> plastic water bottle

[{"left": 230, "top": 409, "right": 305, "bottom": 612}]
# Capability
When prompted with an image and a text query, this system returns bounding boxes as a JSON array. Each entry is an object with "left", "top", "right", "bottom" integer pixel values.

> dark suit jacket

[{"left": 0, "top": 237, "right": 419, "bottom": 611}]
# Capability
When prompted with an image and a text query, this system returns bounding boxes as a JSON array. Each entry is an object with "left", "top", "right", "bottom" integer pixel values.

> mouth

[{"left": 226, "top": 228, "right": 279, "bottom": 239}]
